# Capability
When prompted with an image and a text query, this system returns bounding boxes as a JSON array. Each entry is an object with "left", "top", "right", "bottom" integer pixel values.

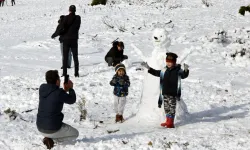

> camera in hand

[{"left": 64, "top": 75, "right": 69, "bottom": 84}]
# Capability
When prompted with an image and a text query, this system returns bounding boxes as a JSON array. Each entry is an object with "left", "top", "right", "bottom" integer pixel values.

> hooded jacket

[{"left": 36, "top": 84, "right": 76, "bottom": 133}]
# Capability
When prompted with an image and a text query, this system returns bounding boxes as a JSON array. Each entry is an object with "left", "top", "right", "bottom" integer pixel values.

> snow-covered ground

[{"left": 0, "top": 0, "right": 250, "bottom": 149}]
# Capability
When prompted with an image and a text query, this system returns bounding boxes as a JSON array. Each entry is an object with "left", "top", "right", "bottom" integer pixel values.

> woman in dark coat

[
  {"left": 51, "top": 15, "right": 72, "bottom": 69},
  {"left": 105, "top": 41, "right": 128, "bottom": 67}
]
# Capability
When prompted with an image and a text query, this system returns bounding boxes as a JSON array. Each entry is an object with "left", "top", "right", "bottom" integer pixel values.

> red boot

[
  {"left": 166, "top": 117, "right": 175, "bottom": 128},
  {"left": 161, "top": 118, "right": 168, "bottom": 127},
  {"left": 161, "top": 117, "right": 175, "bottom": 128}
]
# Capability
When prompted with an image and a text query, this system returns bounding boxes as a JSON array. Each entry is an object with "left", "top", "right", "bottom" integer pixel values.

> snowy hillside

[{"left": 0, "top": 0, "right": 250, "bottom": 149}]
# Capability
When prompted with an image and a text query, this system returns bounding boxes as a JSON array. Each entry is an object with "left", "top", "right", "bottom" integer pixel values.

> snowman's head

[{"left": 152, "top": 28, "right": 171, "bottom": 48}]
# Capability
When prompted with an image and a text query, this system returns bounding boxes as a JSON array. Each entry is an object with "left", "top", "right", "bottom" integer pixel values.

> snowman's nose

[{"left": 154, "top": 37, "right": 158, "bottom": 40}]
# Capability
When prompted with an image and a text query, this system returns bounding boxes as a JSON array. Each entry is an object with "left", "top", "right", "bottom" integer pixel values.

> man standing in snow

[
  {"left": 36, "top": 70, "right": 79, "bottom": 149},
  {"left": 61, "top": 5, "right": 81, "bottom": 77}
]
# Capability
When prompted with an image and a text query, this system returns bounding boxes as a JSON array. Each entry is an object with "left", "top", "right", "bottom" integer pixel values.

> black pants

[
  {"left": 63, "top": 39, "right": 79, "bottom": 76},
  {"left": 105, "top": 57, "right": 125, "bottom": 67},
  {"left": 12, "top": 0, "right": 15, "bottom": 6}
]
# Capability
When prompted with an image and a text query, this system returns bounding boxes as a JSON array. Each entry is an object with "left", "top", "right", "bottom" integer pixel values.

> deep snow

[{"left": 0, "top": 0, "right": 250, "bottom": 149}]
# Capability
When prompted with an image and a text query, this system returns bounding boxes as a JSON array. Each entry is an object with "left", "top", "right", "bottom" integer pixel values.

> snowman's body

[{"left": 136, "top": 28, "right": 171, "bottom": 125}]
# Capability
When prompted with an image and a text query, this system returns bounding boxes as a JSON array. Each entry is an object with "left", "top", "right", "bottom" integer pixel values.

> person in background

[
  {"left": 51, "top": 15, "right": 72, "bottom": 69},
  {"left": 61, "top": 5, "right": 81, "bottom": 77},
  {"left": 1, "top": 0, "right": 5, "bottom": 7},
  {"left": 105, "top": 41, "right": 128, "bottom": 67},
  {"left": 11, "top": 0, "right": 15, "bottom": 6}
]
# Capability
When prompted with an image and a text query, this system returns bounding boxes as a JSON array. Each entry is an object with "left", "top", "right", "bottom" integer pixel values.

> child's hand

[
  {"left": 119, "top": 79, "right": 125, "bottom": 85},
  {"left": 141, "top": 62, "right": 150, "bottom": 69},
  {"left": 184, "top": 63, "right": 189, "bottom": 71},
  {"left": 111, "top": 78, "right": 117, "bottom": 85}
]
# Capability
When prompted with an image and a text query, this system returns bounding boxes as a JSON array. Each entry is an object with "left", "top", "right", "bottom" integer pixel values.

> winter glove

[
  {"left": 141, "top": 62, "right": 150, "bottom": 70},
  {"left": 110, "top": 78, "right": 117, "bottom": 85},
  {"left": 123, "top": 55, "right": 128, "bottom": 60},
  {"left": 118, "top": 79, "right": 125, "bottom": 86},
  {"left": 184, "top": 63, "right": 189, "bottom": 71}
]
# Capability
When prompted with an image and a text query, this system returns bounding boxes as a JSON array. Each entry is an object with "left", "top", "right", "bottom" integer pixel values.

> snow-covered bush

[
  {"left": 102, "top": 16, "right": 127, "bottom": 32},
  {"left": 108, "top": 0, "right": 169, "bottom": 5},
  {"left": 239, "top": 5, "right": 250, "bottom": 16},
  {"left": 91, "top": 0, "right": 107, "bottom": 6},
  {"left": 209, "top": 30, "right": 231, "bottom": 44},
  {"left": 201, "top": 0, "right": 212, "bottom": 7},
  {"left": 4, "top": 108, "right": 18, "bottom": 121},
  {"left": 230, "top": 48, "right": 250, "bottom": 59},
  {"left": 78, "top": 96, "right": 87, "bottom": 121}
]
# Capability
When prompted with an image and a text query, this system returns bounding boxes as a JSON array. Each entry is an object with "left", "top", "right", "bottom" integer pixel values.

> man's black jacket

[{"left": 36, "top": 84, "right": 76, "bottom": 133}]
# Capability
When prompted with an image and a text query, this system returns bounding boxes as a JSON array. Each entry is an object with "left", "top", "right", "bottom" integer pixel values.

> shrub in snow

[
  {"left": 102, "top": 16, "right": 114, "bottom": 29},
  {"left": 225, "top": 47, "right": 250, "bottom": 67},
  {"left": 4, "top": 108, "right": 18, "bottom": 121},
  {"left": 209, "top": 30, "right": 231, "bottom": 44},
  {"left": 102, "top": 16, "right": 127, "bottom": 32},
  {"left": 239, "top": 5, "right": 250, "bottom": 16},
  {"left": 108, "top": 0, "right": 169, "bottom": 5},
  {"left": 230, "top": 48, "right": 250, "bottom": 59},
  {"left": 78, "top": 96, "right": 87, "bottom": 121},
  {"left": 91, "top": 0, "right": 107, "bottom": 6},
  {"left": 201, "top": 0, "right": 212, "bottom": 7}
]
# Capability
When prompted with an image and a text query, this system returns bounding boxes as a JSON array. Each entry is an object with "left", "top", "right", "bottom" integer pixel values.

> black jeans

[
  {"left": 63, "top": 39, "right": 79, "bottom": 76},
  {"left": 12, "top": 0, "right": 15, "bottom": 6},
  {"left": 105, "top": 57, "right": 127, "bottom": 67},
  {"left": 1, "top": 0, "right": 4, "bottom": 6}
]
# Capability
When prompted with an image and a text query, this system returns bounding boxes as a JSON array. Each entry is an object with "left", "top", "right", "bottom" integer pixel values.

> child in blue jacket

[{"left": 110, "top": 63, "right": 130, "bottom": 123}]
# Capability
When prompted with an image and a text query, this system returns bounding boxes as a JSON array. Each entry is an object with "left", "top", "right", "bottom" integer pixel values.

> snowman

[{"left": 134, "top": 28, "right": 171, "bottom": 125}]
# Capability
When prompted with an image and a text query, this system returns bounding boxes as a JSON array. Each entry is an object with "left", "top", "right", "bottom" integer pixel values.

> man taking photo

[{"left": 36, "top": 70, "right": 79, "bottom": 149}]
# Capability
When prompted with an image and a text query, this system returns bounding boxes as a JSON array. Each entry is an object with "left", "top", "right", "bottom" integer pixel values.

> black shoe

[
  {"left": 43, "top": 137, "right": 54, "bottom": 149},
  {"left": 61, "top": 66, "right": 63, "bottom": 69},
  {"left": 67, "top": 66, "right": 71, "bottom": 69},
  {"left": 75, "top": 73, "right": 79, "bottom": 77}
]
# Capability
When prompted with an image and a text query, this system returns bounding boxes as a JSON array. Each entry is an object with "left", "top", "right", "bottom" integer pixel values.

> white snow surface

[{"left": 0, "top": 0, "right": 250, "bottom": 149}]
